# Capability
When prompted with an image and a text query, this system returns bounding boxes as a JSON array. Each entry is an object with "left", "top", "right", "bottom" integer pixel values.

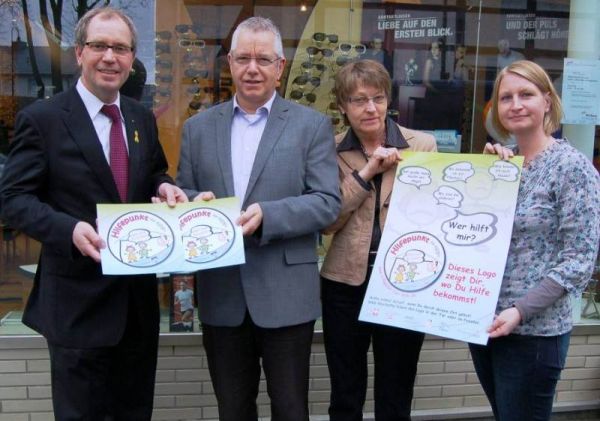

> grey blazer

[{"left": 176, "top": 94, "right": 341, "bottom": 327}]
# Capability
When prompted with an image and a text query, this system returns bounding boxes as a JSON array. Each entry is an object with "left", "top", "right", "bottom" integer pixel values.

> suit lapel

[
  {"left": 243, "top": 95, "right": 288, "bottom": 205},
  {"left": 63, "top": 89, "right": 120, "bottom": 202},
  {"left": 121, "top": 100, "right": 141, "bottom": 203},
  {"left": 216, "top": 104, "right": 235, "bottom": 197}
]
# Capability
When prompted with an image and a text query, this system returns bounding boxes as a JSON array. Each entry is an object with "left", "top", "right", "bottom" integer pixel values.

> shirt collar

[
  {"left": 76, "top": 78, "right": 122, "bottom": 120},
  {"left": 337, "top": 117, "right": 410, "bottom": 152},
  {"left": 232, "top": 91, "right": 276, "bottom": 117}
]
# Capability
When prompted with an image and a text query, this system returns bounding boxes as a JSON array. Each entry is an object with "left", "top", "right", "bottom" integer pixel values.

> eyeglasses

[
  {"left": 312, "top": 33, "right": 339, "bottom": 44},
  {"left": 84, "top": 41, "right": 133, "bottom": 55},
  {"left": 347, "top": 94, "right": 387, "bottom": 107},
  {"left": 178, "top": 39, "right": 206, "bottom": 49},
  {"left": 231, "top": 55, "right": 282, "bottom": 67},
  {"left": 187, "top": 86, "right": 214, "bottom": 95},
  {"left": 338, "top": 43, "right": 366, "bottom": 55},
  {"left": 156, "top": 88, "right": 171, "bottom": 98},
  {"left": 290, "top": 90, "right": 317, "bottom": 104},
  {"left": 306, "top": 46, "right": 333, "bottom": 59}
]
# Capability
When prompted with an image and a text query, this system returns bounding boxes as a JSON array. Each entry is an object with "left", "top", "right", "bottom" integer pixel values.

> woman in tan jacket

[{"left": 320, "top": 60, "right": 436, "bottom": 421}]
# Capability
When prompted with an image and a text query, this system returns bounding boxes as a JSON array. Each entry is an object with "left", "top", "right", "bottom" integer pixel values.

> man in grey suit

[{"left": 176, "top": 16, "right": 340, "bottom": 421}]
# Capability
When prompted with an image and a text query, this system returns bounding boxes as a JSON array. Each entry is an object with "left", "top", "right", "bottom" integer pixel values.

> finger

[
  {"left": 483, "top": 142, "right": 495, "bottom": 154},
  {"left": 151, "top": 196, "right": 162, "bottom": 204}
]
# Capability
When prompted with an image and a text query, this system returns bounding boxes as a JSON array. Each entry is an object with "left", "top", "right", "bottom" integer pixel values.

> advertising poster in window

[
  {"left": 170, "top": 273, "right": 195, "bottom": 332},
  {"left": 358, "top": 152, "right": 523, "bottom": 345}
]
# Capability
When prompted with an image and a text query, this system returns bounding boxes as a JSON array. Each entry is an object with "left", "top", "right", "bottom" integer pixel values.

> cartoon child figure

[
  {"left": 407, "top": 263, "right": 418, "bottom": 282},
  {"left": 137, "top": 241, "right": 150, "bottom": 260},
  {"left": 395, "top": 264, "right": 406, "bottom": 283},
  {"left": 199, "top": 237, "right": 210, "bottom": 254},
  {"left": 187, "top": 240, "right": 199, "bottom": 259},
  {"left": 125, "top": 245, "right": 137, "bottom": 263}
]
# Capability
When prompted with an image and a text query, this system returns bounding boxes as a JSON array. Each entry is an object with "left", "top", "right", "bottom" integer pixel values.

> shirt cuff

[{"left": 352, "top": 170, "right": 372, "bottom": 191}]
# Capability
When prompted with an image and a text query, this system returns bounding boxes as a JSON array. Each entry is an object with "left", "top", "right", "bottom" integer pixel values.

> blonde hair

[{"left": 490, "top": 60, "right": 563, "bottom": 139}]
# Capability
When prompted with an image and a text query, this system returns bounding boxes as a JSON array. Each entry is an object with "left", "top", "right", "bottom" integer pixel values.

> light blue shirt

[{"left": 230, "top": 92, "right": 276, "bottom": 202}]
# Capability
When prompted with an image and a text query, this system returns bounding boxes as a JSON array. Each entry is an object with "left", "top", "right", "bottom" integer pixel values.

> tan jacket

[{"left": 320, "top": 121, "right": 437, "bottom": 285}]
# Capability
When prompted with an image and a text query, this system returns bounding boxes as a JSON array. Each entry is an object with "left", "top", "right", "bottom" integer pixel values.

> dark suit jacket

[
  {"left": 177, "top": 95, "right": 341, "bottom": 328},
  {"left": 0, "top": 87, "right": 173, "bottom": 348}
]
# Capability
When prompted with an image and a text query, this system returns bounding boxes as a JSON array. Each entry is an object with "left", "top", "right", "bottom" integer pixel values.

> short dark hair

[{"left": 74, "top": 7, "right": 137, "bottom": 52}]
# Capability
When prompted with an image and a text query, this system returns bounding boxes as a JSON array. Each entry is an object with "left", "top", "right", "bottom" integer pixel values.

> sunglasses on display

[
  {"left": 312, "top": 32, "right": 339, "bottom": 44},
  {"left": 156, "top": 43, "right": 171, "bottom": 54},
  {"left": 300, "top": 61, "right": 327, "bottom": 74},
  {"left": 292, "top": 75, "right": 321, "bottom": 89},
  {"left": 338, "top": 43, "right": 367, "bottom": 55},
  {"left": 156, "top": 88, "right": 171, "bottom": 98},
  {"left": 187, "top": 86, "right": 215, "bottom": 95},
  {"left": 331, "top": 116, "right": 341, "bottom": 125},
  {"left": 179, "top": 39, "right": 206, "bottom": 49},
  {"left": 328, "top": 101, "right": 339, "bottom": 111},
  {"left": 188, "top": 99, "right": 203, "bottom": 110},
  {"left": 155, "top": 31, "right": 172, "bottom": 41},
  {"left": 175, "top": 24, "right": 202, "bottom": 35},
  {"left": 290, "top": 90, "right": 317, "bottom": 104},
  {"left": 184, "top": 69, "right": 209, "bottom": 79},
  {"left": 156, "top": 59, "right": 173, "bottom": 69},
  {"left": 335, "top": 56, "right": 352, "bottom": 67},
  {"left": 156, "top": 75, "right": 173, "bottom": 83},
  {"left": 306, "top": 46, "right": 333, "bottom": 59}
]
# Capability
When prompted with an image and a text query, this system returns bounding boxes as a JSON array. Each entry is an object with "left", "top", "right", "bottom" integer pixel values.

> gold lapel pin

[{"left": 134, "top": 130, "right": 140, "bottom": 143}]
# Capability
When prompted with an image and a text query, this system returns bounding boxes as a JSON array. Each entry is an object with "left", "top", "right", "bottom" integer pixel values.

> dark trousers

[
  {"left": 202, "top": 313, "right": 315, "bottom": 421},
  {"left": 469, "top": 332, "right": 570, "bottom": 421},
  {"left": 322, "top": 277, "right": 425, "bottom": 421},
  {"left": 47, "top": 305, "right": 158, "bottom": 421}
]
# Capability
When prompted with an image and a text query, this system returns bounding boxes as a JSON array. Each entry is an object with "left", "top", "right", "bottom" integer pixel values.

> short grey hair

[
  {"left": 74, "top": 7, "right": 138, "bottom": 53},
  {"left": 230, "top": 16, "right": 284, "bottom": 59}
]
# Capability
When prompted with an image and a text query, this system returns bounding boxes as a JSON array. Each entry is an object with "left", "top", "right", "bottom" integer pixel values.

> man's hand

[
  {"left": 237, "top": 203, "right": 263, "bottom": 236},
  {"left": 488, "top": 307, "right": 521, "bottom": 338},
  {"left": 72, "top": 221, "right": 105, "bottom": 263},
  {"left": 484, "top": 142, "right": 514, "bottom": 160},
  {"left": 152, "top": 183, "right": 188, "bottom": 206},
  {"left": 358, "top": 147, "right": 402, "bottom": 181},
  {"left": 193, "top": 191, "right": 216, "bottom": 202}
]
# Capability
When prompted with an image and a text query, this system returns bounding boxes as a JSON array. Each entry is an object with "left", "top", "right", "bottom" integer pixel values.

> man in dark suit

[
  {"left": 0, "top": 7, "right": 186, "bottom": 420},
  {"left": 176, "top": 16, "right": 340, "bottom": 421}
]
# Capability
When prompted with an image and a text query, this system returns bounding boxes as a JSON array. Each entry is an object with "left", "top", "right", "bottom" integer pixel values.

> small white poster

[
  {"left": 359, "top": 152, "right": 523, "bottom": 345},
  {"left": 561, "top": 58, "right": 600, "bottom": 125},
  {"left": 97, "top": 198, "right": 245, "bottom": 275}
]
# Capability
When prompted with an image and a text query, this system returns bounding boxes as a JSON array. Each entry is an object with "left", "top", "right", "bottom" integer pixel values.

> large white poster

[{"left": 359, "top": 152, "right": 523, "bottom": 345}]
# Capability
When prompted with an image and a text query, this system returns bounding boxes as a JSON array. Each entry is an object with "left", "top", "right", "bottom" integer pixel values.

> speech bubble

[
  {"left": 443, "top": 162, "right": 474, "bottom": 183},
  {"left": 191, "top": 225, "right": 213, "bottom": 238},
  {"left": 441, "top": 211, "right": 497, "bottom": 246},
  {"left": 127, "top": 229, "right": 151, "bottom": 242},
  {"left": 398, "top": 166, "right": 431, "bottom": 189},
  {"left": 433, "top": 186, "right": 463, "bottom": 208},
  {"left": 403, "top": 249, "right": 425, "bottom": 263},
  {"left": 489, "top": 160, "right": 520, "bottom": 182}
]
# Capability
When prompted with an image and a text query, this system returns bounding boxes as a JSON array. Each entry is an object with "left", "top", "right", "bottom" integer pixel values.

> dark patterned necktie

[{"left": 101, "top": 104, "right": 129, "bottom": 202}]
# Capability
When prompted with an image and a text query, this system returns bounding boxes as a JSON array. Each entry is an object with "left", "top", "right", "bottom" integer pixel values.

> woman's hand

[
  {"left": 484, "top": 142, "right": 514, "bottom": 160},
  {"left": 488, "top": 307, "right": 522, "bottom": 338},
  {"left": 358, "top": 147, "right": 401, "bottom": 181}
]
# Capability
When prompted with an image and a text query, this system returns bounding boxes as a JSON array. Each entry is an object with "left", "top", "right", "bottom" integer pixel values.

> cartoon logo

[
  {"left": 107, "top": 212, "right": 174, "bottom": 267},
  {"left": 179, "top": 208, "right": 235, "bottom": 263},
  {"left": 384, "top": 231, "right": 446, "bottom": 292}
]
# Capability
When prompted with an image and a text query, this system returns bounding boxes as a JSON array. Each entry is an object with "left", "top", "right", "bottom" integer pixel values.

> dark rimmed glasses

[
  {"left": 306, "top": 46, "right": 333, "bottom": 60},
  {"left": 290, "top": 90, "right": 317, "bottom": 104},
  {"left": 312, "top": 32, "right": 339, "bottom": 44},
  {"left": 179, "top": 39, "right": 206, "bottom": 49},
  {"left": 84, "top": 41, "right": 133, "bottom": 55}
]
